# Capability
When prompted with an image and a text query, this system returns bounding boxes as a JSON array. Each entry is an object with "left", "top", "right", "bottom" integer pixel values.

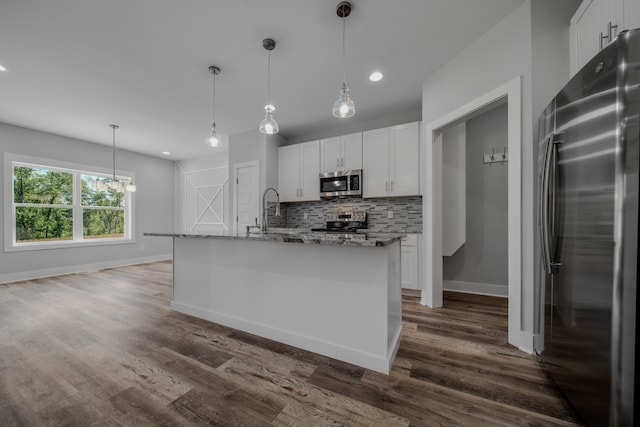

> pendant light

[
  {"left": 206, "top": 65, "right": 222, "bottom": 147},
  {"left": 108, "top": 124, "right": 136, "bottom": 193},
  {"left": 332, "top": 1, "right": 355, "bottom": 118},
  {"left": 259, "top": 38, "right": 279, "bottom": 135},
  {"left": 109, "top": 124, "right": 122, "bottom": 192}
]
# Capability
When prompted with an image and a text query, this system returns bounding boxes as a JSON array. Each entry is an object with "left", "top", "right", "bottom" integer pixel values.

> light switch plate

[
  {"left": 303, "top": 212, "right": 308, "bottom": 220},
  {"left": 387, "top": 211, "right": 394, "bottom": 219}
]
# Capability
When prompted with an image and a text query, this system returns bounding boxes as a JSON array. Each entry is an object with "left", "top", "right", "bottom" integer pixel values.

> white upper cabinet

[
  {"left": 570, "top": 0, "right": 639, "bottom": 75},
  {"left": 390, "top": 122, "right": 420, "bottom": 196},
  {"left": 278, "top": 141, "right": 320, "bottom": 202},
  {"left": 363, "top": 128, "right": 391, "bottom": 197},
  {"left": 363, "top": 122, "right": 420, "bottom": 198},
  {"left": 624, "top": 0, "right": 640, "bottom": 32},
  {"left": 278, "top": 145, "right": 301, "bottom": 202},
  {"left": 320, "top": 132, "right": 363, "bottom": 172},
  {"left": 300, "top": 141, "right": 320, "bottom": 201}
]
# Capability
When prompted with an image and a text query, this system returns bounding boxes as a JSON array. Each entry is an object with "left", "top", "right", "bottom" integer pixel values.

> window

[{"left": 4, "top": 153, "right": 135, "bottom": 251}]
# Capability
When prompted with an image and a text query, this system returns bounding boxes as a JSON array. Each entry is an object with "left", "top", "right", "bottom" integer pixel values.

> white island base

[{"left": 171, "top": 236, "right": 402, "bottom": 374}]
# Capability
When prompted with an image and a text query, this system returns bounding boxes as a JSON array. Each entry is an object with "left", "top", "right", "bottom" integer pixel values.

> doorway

[
  {"left": 422, "top": 76, "right": 525, "bottom": 350},
  {"left": 441, "top": 103, "right": 509, "bottom": 296},
  {"left": 232, "top": 161, "right": 259, "bottom": 235}
]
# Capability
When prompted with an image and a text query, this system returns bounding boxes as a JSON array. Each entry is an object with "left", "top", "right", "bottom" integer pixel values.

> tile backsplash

[{"left": 268, "top": 196, "right": 422, "bottom": 232}]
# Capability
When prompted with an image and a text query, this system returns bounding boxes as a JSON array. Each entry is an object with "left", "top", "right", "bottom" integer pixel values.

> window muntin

[{"left": 8, "top": 159, "right": 134, "bottom": 249}]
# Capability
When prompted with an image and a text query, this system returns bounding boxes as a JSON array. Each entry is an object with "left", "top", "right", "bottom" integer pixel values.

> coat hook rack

[{"left": 483, "top": 146, "right": 508, "bottom": 165}]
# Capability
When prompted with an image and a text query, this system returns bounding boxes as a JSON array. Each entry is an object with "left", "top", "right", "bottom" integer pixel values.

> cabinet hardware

[
  {"left": 336, "top": 158, "right": 340, "bottom": 167},
  {"left": 608, "top": 21, "right": 618, "bottom": 42},
  {"left": 600, "top": 22, "right": 618, "bottom": 50},
  {"left": 600, "top": 31, "right": 608, "bottom": 50}
]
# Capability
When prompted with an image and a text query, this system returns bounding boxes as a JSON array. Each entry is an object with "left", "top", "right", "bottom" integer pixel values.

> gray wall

[
  {"left": 0, "top": 122, "right": 174, "bottom": 283},
  {"left": 443, "top": 104, "right": 508, "bottom": 288}
]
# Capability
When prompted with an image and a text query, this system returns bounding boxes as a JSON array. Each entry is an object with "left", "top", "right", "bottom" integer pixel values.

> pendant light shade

[
  {"left": 333, "top": 1, "right": 355, "bottom": 118},
  {"left": 259, "top": 38, "right": 279, "bottom": 135},
  {"left": 206, "top": 65, "right": 222, "bottom": 147},
  {"left": 259, "top": 105, "right": 279, "bottom": 135}
]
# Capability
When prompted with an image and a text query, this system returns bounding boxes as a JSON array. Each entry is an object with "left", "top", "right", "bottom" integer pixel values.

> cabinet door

[
  {"left": 299, "top": 140, "right": 320, "bottom": 201},
  {"left": 570, "top": 0, "right": 617, "bottom": 75},
  {"left": 278, "top": 145, "right": 301, "bottom": 202},
  {"left": 341, "top": 132, "right": 363, "bottom": 171},
  {"left": 624, "top": 0, "right": 640, "bottom": 32},
  {"left": 320, "top": 137, "right": 342, "bottom": 173},
  {"left": 401, "top": 245, "right": 419, "bottom": 290},
  {"left": 362, "top": 128, "right": 390, "bottom": 198},
  {"left": 390, "top": 122, "right": 420, "bottom": 196}
]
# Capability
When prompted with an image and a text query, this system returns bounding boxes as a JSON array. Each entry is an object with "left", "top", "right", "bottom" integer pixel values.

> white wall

[
  {"left": 530, "top": 0, "right": 581, "bottom": 341},
  {"left": 421, "top": 0, "right": 579, "bottom": 349},
  {"left": 227, "top": 129, "right": 283, "bottom": 233},
  {"left": 0, "top": 122, "right": 174, "bottom": 283},
  {"left": 175, "top": 151, "right": 229, "bottom": 234},
  {"left": 286, "top": 108, "right": 421, "bottom": 145}
]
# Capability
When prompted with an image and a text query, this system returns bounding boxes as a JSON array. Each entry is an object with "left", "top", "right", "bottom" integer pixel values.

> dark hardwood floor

[{"left": 0, "top": 262, "right": 581, "bottom": 426}]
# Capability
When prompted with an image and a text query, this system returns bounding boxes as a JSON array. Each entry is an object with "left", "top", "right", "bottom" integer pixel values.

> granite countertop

[{"left": 144, "top": 230, "right": 405, "bottom": 248}]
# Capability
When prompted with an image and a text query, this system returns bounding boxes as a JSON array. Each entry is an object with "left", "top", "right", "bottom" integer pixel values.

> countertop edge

[{"left": 144, "top": 232, "right": 404, "bottom": 248}]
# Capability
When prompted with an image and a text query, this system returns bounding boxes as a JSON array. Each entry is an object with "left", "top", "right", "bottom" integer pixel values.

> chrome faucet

[{"left": 261, "top": 187, "right": 281, "bottom": 233}]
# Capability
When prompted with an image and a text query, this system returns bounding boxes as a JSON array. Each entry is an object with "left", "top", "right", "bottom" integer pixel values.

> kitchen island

[{"left": 145, "top": 231, "right": 403, "bottom": 374}]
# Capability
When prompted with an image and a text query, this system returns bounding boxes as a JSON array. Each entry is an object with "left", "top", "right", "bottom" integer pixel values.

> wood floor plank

[{"left": 0, "top": 262, "right": 582, "bottom": 426}]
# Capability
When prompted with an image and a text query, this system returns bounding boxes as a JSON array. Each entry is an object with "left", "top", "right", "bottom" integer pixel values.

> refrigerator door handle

[
  {"left": 539, "top": 135, "right": 553, "bottom": 274},
  {"left": 540, "top": 133, "right": 562, "bottom": 274}
]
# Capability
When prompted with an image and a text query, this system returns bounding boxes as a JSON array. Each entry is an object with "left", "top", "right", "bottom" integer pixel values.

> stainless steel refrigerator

[{"left": 538, "top": 28, "right": 638, "bottom": 426}]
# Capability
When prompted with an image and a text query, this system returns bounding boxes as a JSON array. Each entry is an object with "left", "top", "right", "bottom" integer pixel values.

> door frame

[
  {"left": 421, "top": 76, "right": 526, "bottom": 350},
  {"left": 232, "top": 160, "right": 260, "bottom": 235}
]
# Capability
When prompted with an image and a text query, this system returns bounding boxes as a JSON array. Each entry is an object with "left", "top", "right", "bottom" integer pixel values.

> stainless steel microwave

[{"left": 319, "top": 169, "right": 362, "bottom": 199}]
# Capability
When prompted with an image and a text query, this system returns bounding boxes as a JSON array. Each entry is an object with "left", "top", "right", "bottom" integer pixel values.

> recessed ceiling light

[
  {"left": 0, "top": 65, "right": 7, "bottom": 72},
  {"left": 162, "top": 151, "right": 171, "bottom": 155},
  {"left": 369, "top": 71, "right": 383, "bottom": 82}
]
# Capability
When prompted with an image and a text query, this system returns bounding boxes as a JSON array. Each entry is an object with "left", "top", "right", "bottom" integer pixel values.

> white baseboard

[
  {"left": 0, "top": 254, "right": 172, "bottom": 284},
  {"left": 443, "top": 279, "right": 508, "bottom": 298}
]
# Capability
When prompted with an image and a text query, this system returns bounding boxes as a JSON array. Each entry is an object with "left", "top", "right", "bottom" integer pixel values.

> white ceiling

[{"left": 0, "top": 0, "right": 526, "bottom": 160}]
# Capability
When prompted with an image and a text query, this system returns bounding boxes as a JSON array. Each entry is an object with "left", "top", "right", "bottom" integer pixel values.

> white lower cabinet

[{"left": 401, "top": 234, "right": 421, "bottom": 290}]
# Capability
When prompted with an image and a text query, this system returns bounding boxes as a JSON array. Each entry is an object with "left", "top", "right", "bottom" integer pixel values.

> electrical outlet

[
  {"left": 303, "top": 212, "right": 308, "bottom": 220},
  {"left": 387, "top": 210, "right": 394, "bottom": 219}
]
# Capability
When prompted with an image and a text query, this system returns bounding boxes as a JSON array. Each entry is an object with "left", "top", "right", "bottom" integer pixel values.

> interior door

[{"left": 234, "top": 162, "right": 259, "bottom": 234}]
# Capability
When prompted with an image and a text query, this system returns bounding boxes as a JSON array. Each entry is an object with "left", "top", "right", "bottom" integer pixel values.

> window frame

[{"left": 4, "top": 153, "right": 136, "bottom": 252}]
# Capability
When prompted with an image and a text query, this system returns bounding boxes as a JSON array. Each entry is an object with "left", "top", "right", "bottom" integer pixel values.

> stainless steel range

[{"left": 311, "top": 210, "right": 367, "bottom": 233}]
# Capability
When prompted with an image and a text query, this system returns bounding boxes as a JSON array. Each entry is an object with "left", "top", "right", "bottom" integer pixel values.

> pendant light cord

[
  {"left": 212, "top": 70, "right": 216, "bottom": 127},
  {"left": 342, "top": 15, "right": 346, "bottom": 84},
  {"left": 267, "top": 49, "right": 271, "bottom": 108},
  {"left": 112, "top": 125, "right": 116, "bottom": 182}
]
